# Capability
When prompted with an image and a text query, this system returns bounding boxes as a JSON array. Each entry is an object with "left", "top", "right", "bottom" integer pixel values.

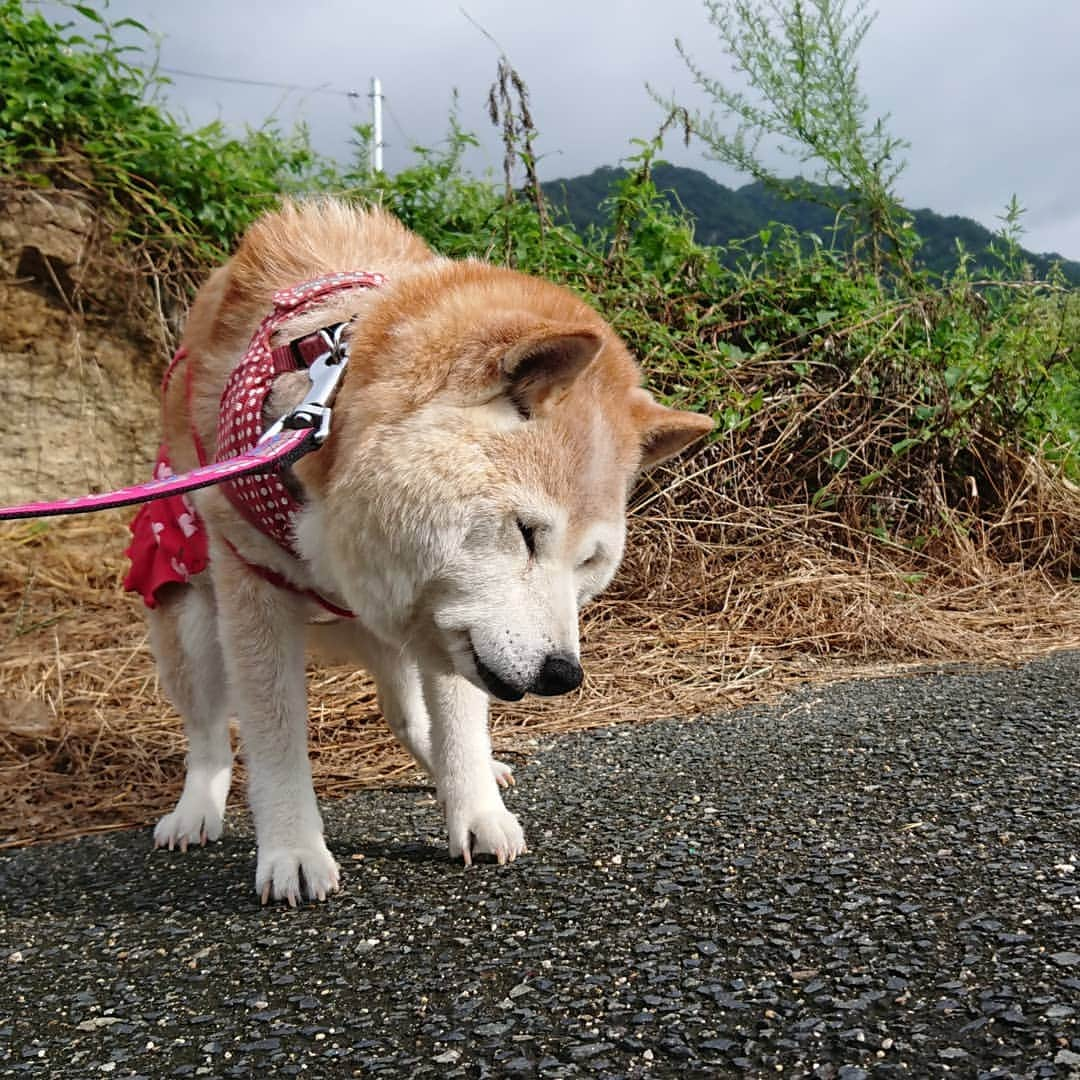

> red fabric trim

[
  {"left": 185, "top": 348, "right": 210, "bottom": 468},
  {"left": 223, "top": 539, "right": 354, "bottom": 619},
  {"left": 161, "top": 343, "right": 189, "bottom": 395},
  {"left": 123, "top": 347, "right": 210, "bottom": 608},
  {"left": 122, "top": 446, "right": 210, "bottom": 608}
]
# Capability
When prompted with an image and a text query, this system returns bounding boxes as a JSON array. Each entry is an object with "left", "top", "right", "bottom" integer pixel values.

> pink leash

[
  {"left": 0, "top": 426, "right": 315, "bottom": 520},
  {"left": 0, "top": 310, "right": 358, "bottom": 523}
]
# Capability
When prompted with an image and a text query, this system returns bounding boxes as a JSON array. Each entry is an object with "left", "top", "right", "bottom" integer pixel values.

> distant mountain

[{"left": 542, "top": 164, "right": 1080, "bottom": 284}]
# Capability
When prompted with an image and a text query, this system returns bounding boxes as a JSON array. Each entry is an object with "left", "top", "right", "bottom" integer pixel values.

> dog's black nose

[{"left": 531, "top": 652, "right": 584, "bottom": 697}]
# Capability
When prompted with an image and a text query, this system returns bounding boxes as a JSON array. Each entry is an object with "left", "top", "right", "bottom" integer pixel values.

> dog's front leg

[
  {"left": 420, "top": 666, "right": 526, "bottom": 866},
  {"left": 212, "top": 542, "right": 339, "bottom": 905}
]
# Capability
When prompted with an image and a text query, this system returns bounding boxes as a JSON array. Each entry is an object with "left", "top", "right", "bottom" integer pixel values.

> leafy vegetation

[
  {"left": 0, "top": 0, "right": 330, "bottom": 264},
  {"left": 653, "top": 0, "right": 915, "bottom": 274},
  {"left": 1, "top": 0, "right": 1077, "bottom": 574}
]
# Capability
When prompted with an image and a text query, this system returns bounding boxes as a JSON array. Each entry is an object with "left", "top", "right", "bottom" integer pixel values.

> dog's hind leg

[
  {"left": 362, "top": 638, "right": 516, "bottom": 790},
  {"left": 380, "top": 666, "right": 516, "bottom": 788},
  {"left": 369, "top": 647, "right": 436, "bottom": 777},
  {"left": 149, "top": 578, "right": 233, "bottom": 851}
]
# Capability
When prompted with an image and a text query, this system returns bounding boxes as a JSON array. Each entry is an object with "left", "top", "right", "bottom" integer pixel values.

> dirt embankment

[{"left": 0, "top": 186, "right": 161, "bottom": 504}]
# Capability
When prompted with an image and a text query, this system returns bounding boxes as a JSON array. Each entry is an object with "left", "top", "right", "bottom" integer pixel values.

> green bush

[{"left": 0, "top": 0, "right": 330, "bottom": 261}]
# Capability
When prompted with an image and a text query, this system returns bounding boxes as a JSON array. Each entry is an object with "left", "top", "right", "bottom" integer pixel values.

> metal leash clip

[{"left": 259, "top": 322, "right": 350, "bottom": 448}]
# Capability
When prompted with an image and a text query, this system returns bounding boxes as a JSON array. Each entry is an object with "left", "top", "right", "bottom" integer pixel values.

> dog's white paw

[
  {"left": 255, "top": 834, "right": 340, "bottom": 906},
  {"left": 491, "top": 758, "right": 515, "bottom": 788},
  {"left": 446, "top": 803, "right": 527, "bottom": 866},
  {"left": 153, "top": 771, "right": 229, "bottom": 851}
]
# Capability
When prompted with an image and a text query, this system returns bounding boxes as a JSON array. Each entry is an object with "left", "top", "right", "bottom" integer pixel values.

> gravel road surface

[{"left": 2, "top": 652, "right": 1078, "bottom": 1079}]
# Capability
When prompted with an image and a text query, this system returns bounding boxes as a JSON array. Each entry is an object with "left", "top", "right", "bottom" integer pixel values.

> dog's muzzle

[
  {"left": 471, "top": 649, "right": 526, "bottom": 702},
  {"left": 471, "top": 647, "right": 583, "bottom": 701}
]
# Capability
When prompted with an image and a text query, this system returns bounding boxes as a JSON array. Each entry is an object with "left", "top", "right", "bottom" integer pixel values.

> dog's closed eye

[{"left": 516, "top": 519, "right": 537, "bottom": 556}]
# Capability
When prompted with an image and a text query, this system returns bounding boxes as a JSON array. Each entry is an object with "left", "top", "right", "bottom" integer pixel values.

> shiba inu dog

[{"left": 135, "top": 199, "right": 712, "bottom": 904}]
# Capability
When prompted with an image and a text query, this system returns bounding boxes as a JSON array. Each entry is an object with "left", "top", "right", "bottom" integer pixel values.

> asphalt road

[{"left": 1, "top": 653, "right": 1078, "bottom": 1079}]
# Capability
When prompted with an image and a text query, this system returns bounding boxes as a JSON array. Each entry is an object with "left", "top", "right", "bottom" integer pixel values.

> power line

[
  {"left": 146, "top": 63, "right": 399, "bottom": 159},
  {"left": 383, "top": 98, "right": 416, "bottom": 149},
  {"left": 154, "top": 65, "right": 362, "bottom": 100}
]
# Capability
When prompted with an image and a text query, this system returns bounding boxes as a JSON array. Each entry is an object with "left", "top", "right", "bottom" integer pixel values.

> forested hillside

[{"left": 546, "top": 164, "right": 1080, "bottom": 283}]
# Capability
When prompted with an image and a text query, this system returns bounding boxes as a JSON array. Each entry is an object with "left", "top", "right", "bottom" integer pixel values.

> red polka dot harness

[
  {"left": 211, "top": 271, "right": 385, "bottom": 553},
  {"left": 123, "top": 271, "right": 383, "bottom": 611}
]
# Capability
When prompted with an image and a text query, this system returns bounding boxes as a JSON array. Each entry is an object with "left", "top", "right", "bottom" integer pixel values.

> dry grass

[{"left": 3, "top": 451, "right": 1078, "bottom": 850}]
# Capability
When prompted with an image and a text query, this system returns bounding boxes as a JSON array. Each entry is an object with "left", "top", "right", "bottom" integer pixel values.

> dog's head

[{"left": 296, "top": 265, "right": 712, "bottom": 699}]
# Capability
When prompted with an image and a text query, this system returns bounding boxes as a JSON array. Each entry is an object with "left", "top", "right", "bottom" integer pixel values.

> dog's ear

[
  {"left": 632, "top": 391, "right": 714, "bottom": 468},
  {"left": 502, "top": 329, "right": 603, "bottom": 417}
]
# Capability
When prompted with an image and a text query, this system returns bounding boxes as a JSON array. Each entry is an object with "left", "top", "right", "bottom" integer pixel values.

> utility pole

[{"left": 369, "top": 77, "right": 384, "bottom": 174}]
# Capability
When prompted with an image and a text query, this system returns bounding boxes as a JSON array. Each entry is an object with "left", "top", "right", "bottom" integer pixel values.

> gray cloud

[{"left": 42, "top": 0, "right": 1080, "bottom": 258}]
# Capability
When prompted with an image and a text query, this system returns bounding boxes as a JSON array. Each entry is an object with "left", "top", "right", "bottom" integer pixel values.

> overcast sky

[{"left": 43, "top": 0, "right": 1080, "bottom": 258}]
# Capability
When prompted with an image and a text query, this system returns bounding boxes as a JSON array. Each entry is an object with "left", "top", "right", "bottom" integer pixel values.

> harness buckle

[{"left": 259, "top": 323, "right": 350, "bottom": 448}]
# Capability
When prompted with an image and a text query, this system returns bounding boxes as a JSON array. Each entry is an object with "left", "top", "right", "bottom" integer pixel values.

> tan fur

[{"left": 150, "top": 199, "right": 712, "bottom": 903}]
